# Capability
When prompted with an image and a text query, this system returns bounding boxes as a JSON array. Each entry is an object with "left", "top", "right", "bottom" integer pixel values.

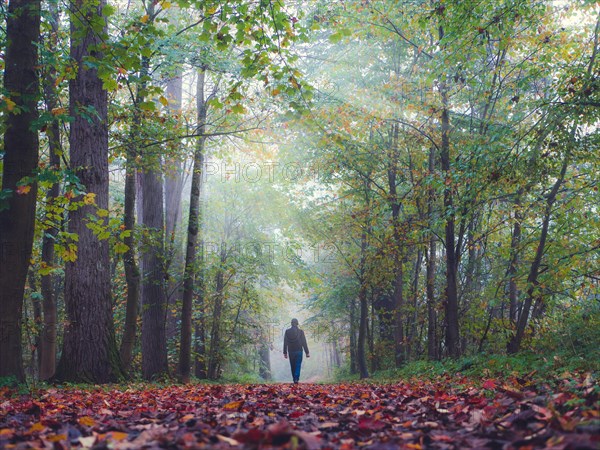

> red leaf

[
  {"left": 358, "top": 417, "right": 387, "bottom": 431},
  {"left": 482, "top": 379, "right": 496, "bottom": 390}
]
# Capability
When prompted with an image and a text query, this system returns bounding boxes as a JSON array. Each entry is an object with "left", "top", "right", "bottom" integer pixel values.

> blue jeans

[{"left": 288, "top": 350, "right": 303, "bottom": 382}]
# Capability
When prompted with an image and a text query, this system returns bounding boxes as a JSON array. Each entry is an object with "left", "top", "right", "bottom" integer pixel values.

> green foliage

[{"left": 337, "top": 351, "right": 598, "bottom": 384}]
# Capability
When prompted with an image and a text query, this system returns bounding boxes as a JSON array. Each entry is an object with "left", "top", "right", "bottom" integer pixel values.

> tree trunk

[
  {"left": 179, "top": 69, "right": 207, "bottom": 383},
  {"left": 440, "top": 79, "right": 460, "bottom": 358},
  {"left": 258, "top": 335, "right": 271, "bottom": 381},
  {"left": 165, "top": 73, "right": 184, "bottom": 247},
  {"left": 119, "top": 43, "right": 153, "bottom": 373},
  {"left": 407, "top": 249, "right": 422, "bottom": 358},
  {"left": 141, "top": 165, "right": 169, "bottom": 379},
  {"left": 54, "top": 0, "right": 123, "bottom": 383},
  {"left": 349, "top": 298, "right": 357, "bottom": 374},
  {"left": 386, "top": 123, "right": 406, "bottom": 366},
  {"left": 357, "top": 230, "right": 370, "bottom": 379},
  {"left": 508, "top": 191, "right": 522, "bottom": 325},
  {"left": 119, "top": 159, "right": 140, "bottom": 371},
  {"left": 508, "top": 152, "right": 570, "bottom": 354},
  {"left": 426, "top": 149, "right": 438, "bottom": 361},
  {"left": 39, "top": 0, "right": 60, "bottom": 381},
  {"left": 207, "top": 245, "right": 226, "bottom": 379},
  {"left": 368, "top": 291, "right": 376, "bottom": 372},
  {"left": 0, "top": 0, "right": 41, "bottom": 383},
  {"left": 29, "top": 269, "right": 41, "bottom": 378},
  {"left": 164, "top": 73, "right": 184, "bottom": 346}
]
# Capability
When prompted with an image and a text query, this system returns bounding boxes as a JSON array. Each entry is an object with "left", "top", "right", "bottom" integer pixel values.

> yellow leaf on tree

[
  {"left": 159, "top": 95, "right": 169, "bottom": 107},
  {"left": 51, "top": 107, "right": 67, "bottom": 116},
  {"left": 140, "top": 14, "right": 149, "bottom": 23},
  {"left": 83, "top": 192, "right": 96, "bottom": 205},
  {"left": 4, "top": 97, "right": 17, "bottom": 111}
]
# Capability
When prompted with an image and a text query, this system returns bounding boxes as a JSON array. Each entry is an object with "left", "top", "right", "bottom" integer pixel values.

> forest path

[{"left": 0, "top": 375, "right": 597, "bottom": 449}]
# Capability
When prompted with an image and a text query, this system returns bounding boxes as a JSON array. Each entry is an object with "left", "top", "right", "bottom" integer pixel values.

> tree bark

[
  {"left": 357, "top": 229, "right": 370, "bottom": 379},
  {"left": 407, "top": 249, "right": 422, "bottom": 358},
  {"left": 39, "top": 0, "right": 60, "bottom": 381},
  {"left": 179, "top": 69, "right": 207, "bottom": 383},
  {"left": 165, "top": 73, "right": 184, "bottom": 247},
  {"left": 258, "top": 335, "right": 271, "bottom": 381},
  {"left": 119, "top": 160, "right": 140, "bottom": 372},
  {"left": 349, "top": 298, "right": 357, "bottom": 374},
  {"left": 0, "top": 0, "right": 41, "bottom": 383},
  {"left": 387, "top": 123, "right": 406, "bottom": 367},
  {"left": 54, "top": 0, "right": 123, "bottom": 383},
  {"left": 140, "top": 165, "right": 169, "bottom": 379},
  {"left": 426, "top": 148, "right": 438, "bottom": 361},
  {"left": 440, "top": 80, "right": 460, "bottom": 358},
  {"left": 508, "top": 191, "right": 522, "bottom": 325},
  {"left": 164, "top": 73, "right": 184, "bottom": 346},
  {"left": 508, "top": 152, "right": 570, "bottom": 354},
  {"left": 119, "top": 41, "right": 152, "bottom": 373},
  {"left": 207, "top": 245, "right": 227, "bottom": 380}
]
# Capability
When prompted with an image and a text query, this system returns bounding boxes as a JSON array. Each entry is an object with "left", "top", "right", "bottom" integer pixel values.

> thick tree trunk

[
  {"left": 39, "top": 0, "right": 60, "bottom": 381},
  {"left": 0, "top": 0, "right": 41, "bottom": 383},
  {"left": 54, "top": 0, "right": 123, "bottom": 383},
  {"left": 141, "top": 167, "right": 169, "bottom": 379},
  {"left": 179, "top": 69, "right": 207, "bottom": 383}
]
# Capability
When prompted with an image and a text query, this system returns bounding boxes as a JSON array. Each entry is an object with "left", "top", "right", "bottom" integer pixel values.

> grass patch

[{"left": 334, "top": 350, "right": 598, "bottom": 384}]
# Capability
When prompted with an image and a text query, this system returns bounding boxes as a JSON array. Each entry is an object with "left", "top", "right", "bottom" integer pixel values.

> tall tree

[
  {"left": 54, "top": 0, "right": 123, "bottom": 383},
  {"left": 39, "top": 0, "right": 61, "bottom": 380},
  {"left": 179, "top": 68, "right": 207, "bottom": 383},
  {"left": 0, "top": 0, "right": 41, "bottom": 382}
]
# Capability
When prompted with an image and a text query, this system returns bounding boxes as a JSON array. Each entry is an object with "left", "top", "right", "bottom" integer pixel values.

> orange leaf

[
  {"left": 107, "top": 431, "right": 128, "bottom": 441},
  {"left": 47, "top": 434, "right": 67, "bottom": 442},
  {"left": 79, "top": 416, "right": 95, "bottom": 427},
  {"left": 28, "top": 422, "right": 45, "bottom": 433},
  {"left": 51, "top": 107, "right": 67, "bottom": 116},
  {"left": 223, "top": 400, "right": 244, "bottom": 410},
  {"left": 16, "top": 185, "right": 32, "bottom": 195}
]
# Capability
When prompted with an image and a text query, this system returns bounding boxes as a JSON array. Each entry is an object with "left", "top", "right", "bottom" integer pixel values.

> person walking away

[{"left": 283, "top": 318, "right": 310, "bottom": 383}]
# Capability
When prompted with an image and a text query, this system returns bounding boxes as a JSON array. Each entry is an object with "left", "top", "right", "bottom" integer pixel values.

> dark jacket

[{"left": 283, "top": 326, "right": 309, "bottom": 355}]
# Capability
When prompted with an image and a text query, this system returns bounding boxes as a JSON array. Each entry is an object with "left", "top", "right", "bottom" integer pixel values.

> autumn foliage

[{"left": 1, "top": 375, "right": 597, "bottom": 449}]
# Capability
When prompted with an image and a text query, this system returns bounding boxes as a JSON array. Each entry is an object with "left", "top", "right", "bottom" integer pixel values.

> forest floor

[{"left": 0, "top": 373, "right": 598, "bottom": 449}]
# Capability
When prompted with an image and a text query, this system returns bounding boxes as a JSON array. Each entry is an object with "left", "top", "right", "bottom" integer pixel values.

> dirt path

[{"left": 0, "top": 376, "right": 597, "bottom": 449}]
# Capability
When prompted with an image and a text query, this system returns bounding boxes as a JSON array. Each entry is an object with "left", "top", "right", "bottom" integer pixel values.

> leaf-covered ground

[{"left": 1, "top": 374, "right": 598, "bottom": 449}]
